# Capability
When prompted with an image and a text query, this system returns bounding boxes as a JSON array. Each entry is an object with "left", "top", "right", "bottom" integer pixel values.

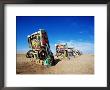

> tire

[
  {"left": 29, "top": 53, "right": 34, "bottom": 58},
  {"left": 26, "top": 50, "right": 35, "bottom": 58},
  {"left": 39, "top": 50, "right": 47, "bottom": 60},
  {"left": 26, "top": 54, "right": 29, "bottom": 58}
]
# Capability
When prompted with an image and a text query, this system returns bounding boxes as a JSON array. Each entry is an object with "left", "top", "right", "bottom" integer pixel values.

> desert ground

[{"left": 16, "top": 54, "right": 94, "bottom": 74}]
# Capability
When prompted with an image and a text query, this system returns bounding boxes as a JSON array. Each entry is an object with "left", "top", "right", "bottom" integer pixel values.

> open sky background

[{"left": 16, "top": 16, "right": 94, "bottom": 54}]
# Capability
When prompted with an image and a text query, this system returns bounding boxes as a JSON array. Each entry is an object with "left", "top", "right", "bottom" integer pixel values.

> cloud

[
  {"left": 50, "top": 46, "right": 55, "bottom": 55},
  {"left": 79, "top": 31, "right": 83, "bottom": 34}
]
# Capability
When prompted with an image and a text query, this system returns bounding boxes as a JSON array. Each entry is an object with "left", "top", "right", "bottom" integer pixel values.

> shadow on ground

[{"left": 52, "top": 59, "right": 61, "bottom": 66}]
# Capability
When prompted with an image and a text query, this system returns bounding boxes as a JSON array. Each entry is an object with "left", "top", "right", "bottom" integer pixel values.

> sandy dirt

[{"left": 16, "top": 54, "right": 94, "bottom": 74}]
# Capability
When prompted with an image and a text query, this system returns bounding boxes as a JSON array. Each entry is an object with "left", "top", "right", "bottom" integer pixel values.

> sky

[{"left": 16, "top": 16, "right": 94, "bottom": 54}]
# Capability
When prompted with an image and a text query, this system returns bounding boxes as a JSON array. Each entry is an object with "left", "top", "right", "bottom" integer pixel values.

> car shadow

[{"left": 51, "top": 59, "right": 61, "bottom": 66}]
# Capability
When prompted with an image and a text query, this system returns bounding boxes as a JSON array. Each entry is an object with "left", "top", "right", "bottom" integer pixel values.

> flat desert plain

[{"left": 16, "top": 54, "right": 94, "bottom": 74}]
